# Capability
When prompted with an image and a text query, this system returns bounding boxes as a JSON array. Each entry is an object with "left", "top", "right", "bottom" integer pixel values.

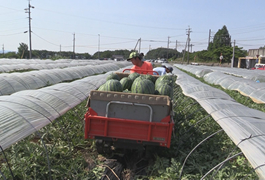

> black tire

[{"left": 95, "top": 139, "right": 104, "bottom": 154}]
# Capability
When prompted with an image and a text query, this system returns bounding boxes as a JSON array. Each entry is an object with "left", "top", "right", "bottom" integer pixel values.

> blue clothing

[{"left": 153, "top": 67, "right": 166, "bottom": 75}]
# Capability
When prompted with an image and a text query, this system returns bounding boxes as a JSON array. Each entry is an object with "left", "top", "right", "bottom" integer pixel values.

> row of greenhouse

[
  {"left": 0, "top": 61, "right": 132, "bottom": 151},
  {"left": 171, "top": 64, "right": 265, "bottom": 179},
  {"left": 0, "top": 61, "right": 130, "bottom": 95},
  {"left": 0, "top": 59, "right": 116, "bottom": 72},
  {"left": 175, "top": 64, "right": 265, "bottom": 104}
]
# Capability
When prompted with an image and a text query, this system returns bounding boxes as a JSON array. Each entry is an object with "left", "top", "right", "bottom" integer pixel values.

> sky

[{"left": 1, "top": 0, "right": 265, "bottom": 56}]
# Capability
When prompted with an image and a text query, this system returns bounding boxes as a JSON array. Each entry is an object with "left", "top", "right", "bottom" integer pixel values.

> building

[
  {"left": 112, "top": 55, "right": 124, "bottom": 61},
  {"left": 237, "top": 49, "right": 265, "bottom": 69}
]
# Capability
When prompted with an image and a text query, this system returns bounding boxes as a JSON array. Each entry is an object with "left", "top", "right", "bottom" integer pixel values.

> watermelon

[
  {"left": 156, "top": 83, "right": 173, "bottom": 98},
  {"left": 120, "top": 77, "right": 133, "bottom": 90},
  {"left": 100, "top": 79, "right": 123, "bottom": 92},
  {"left": 97, "top": 84, "right": 106, "bottom": 91},
  {"left": 131, "top": 77, "right": 155, "bottom": 94},
  {"left": 155, "top": 75, "right": 174, "bottom": 88},
  {"left": 141, "top": 74, "right": 156, "bottom": 83},
  {"left": 128, "top": 72, "right": 140, "bottom": 82},
  {"left": 106, "top": 73, "right": 120, "bottom": 81}
]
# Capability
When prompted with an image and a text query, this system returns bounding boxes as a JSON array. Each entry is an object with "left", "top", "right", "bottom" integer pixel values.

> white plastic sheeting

[
  {"left": 0, "top": 65, "right": 132, "bottom": 151},
  {"left": 173, "top": 65, "right": 265, "bottom": 179},
  {"left": 0, "top": 61, "right": 130, "bottom": 95},
  {"left": 174, "top": 64, "right": 265, "bottom": 104},
  {"left": 176, "top": 64, "right": 265, "bottom": 81},
  {"left": 0, "top": 59, "right": 121, "bottom": 72}
]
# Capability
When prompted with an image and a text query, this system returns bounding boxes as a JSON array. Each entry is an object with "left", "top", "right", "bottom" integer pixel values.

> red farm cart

[{"left": 84, "top": 71, "right": 174, "bottom": 153}]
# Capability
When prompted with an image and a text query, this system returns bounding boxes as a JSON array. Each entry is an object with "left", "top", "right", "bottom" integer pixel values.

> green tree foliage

[
  {"left": 184, "top": 25, "right": 247, "bottom": 63},
  {"left": 0, "top": 51, "right": 18, "bottom": 59},
  {"left": 31, "top": 50, "right": 92, "bottom": 60},
  {"left": 145, "top": 48, "right": 181, "bottom": 60},
  {"left": 190, "top": 46, "right": 247, "bottom": 63},
  {"left": 208, "top": 25, "right": 231, "bottom": 50},
  {"left": 92, "top": 49, "right": 132, "bottom": 59},
  {"left": 17, "top": 43, "right": 29, "bottom": 59}
]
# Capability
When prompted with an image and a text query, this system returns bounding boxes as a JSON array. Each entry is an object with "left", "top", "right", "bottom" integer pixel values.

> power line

[
  {"left": 0, "top": 18, "right": 26, "bottom": 23},
  {"left": 0, "top": 27, "right": 27, "bottom": 33},
  {"left": 0, "top": 5, "right": 24, "bottom": 12},
  {"left": 35, "top": 7, "right": 185, "bottom": 31},
  {"left": 0, "top": 32, "right": 24, "bottom": 36},
  {"left": 32, "top": 32, "right": 60, "bottom": 46}
]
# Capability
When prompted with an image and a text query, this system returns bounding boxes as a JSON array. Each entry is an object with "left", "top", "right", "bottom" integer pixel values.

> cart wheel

[
  {"left": 100, "top": 159, "right": 123, "bottom": 180},
  {"left": 103, "top": 143, "right": 112, "bottom": 154},
  {"left": 95, "top": 139, "right": 104, "bottom": 154}
]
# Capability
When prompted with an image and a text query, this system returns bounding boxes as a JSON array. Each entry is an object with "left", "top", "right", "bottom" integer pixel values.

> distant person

[
  {"left": 153, "top": 65, "right": 173, "bottom": 75},
  {"left": 256, "top": 55, "right": 259, "bottom": 64},
  {"left": 127, "top": 52, "right": 153, "bottom": 74},
  {"left": 219, "top": 53, "right": 223, "bottom": 65}
]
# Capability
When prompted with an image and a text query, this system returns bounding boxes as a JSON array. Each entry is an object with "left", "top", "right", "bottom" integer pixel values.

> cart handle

[
  {"left": 105, "top": 101, "right": 153, "bottom": 122},
  {"left": 123, "top": 69, "right": 159, "bottom": 75}
]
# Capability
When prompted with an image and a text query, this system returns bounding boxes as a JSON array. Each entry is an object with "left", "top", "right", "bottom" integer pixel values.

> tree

[
  {"left": 0, "top": 51, "right": 18, "bottom": 59},
  {"left": 145, "top": 48, "right": 180, "bottom": 60},
  {"left": 208, "top": 25, "right": 231, "bottom": 50},
  {"left": 92, "top": 49, "right": 131, "bottom": 59},
  {"left": 17, "top": 43, "right": 29, "bottom": 59}
]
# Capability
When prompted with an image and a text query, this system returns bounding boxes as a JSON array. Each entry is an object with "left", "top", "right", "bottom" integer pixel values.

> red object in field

[
  {"left": 122, "top": 69, "right": 159, "bottom": 75},
  {"left": 251, "top": 66, "right": 265, "bottom": 70},
  {"left": 84, "top": 107, "right": 174, "bottom": 148}
]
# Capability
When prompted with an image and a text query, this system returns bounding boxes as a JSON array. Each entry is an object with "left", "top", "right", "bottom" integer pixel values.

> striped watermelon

[
  {"left": 128, "top": 72, "right": 140, "bottom": 82},
  {"left": 98, "top": 84, "right": 106, "bottom": 91},
  {"left": 155, "top": 75, "right": 174, "bottom": 88},
  {"left": 156, "top": 83, "right": 173, "bottom": 98},
  {"left": 120, "top": 77, "right": 133, "bottom": 90},
  {"left": 131, "top": 77, "right": 155, "bottom": 94},
  {"left": 141, "top": 74, "right": 156, "bottom": 83},
  {"left": 100, "top": 79, "right": 123, "bottom": 92},
  {"left": 106, "top": 73, "right": 120, "bottom": 81}
]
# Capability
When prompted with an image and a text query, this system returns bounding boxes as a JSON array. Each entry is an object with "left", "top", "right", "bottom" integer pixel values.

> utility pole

[
  {"left": 182, "top": 27, "right": 192, "bottom": 64},
  {"left": 182, "top": 39, "right": 188, "bottom": 63},
  {"left": 134, "top": 38, "right": 141, "bottom": 52},
  {"left": 139, "top": 38, "right": 141, "bottom": 53},
  {"left": 167, "top": 36, "right": 170, "bottom": 59},
  {"left": 73, "top": 33, "right": 75, "bottom": 59},
  {"left": 175, "top": 40, "right": 178, "bottom": 59},
  {"left": 187, "top": 38, "right": 190, "bottom": 63},
  {"left": 208, "top": 29, "right": 211, "bottom": 48},
  {"left": 2, "top": 44, "right": 4, "bottom": 54},
  {"left": 98, "top": 34, "right": 100, "bottom": 59},
  {"left": 190, "top": 44, "right": 194, "bottom": 52},
  {"left": 25, "top": 0, "right": 34, "bottom": 59},
  {"left": 59, "top": 44, "right": 61, "bottom": 57},
  {"left": 187, "top": 27, "right": 192, "bottom": 64},
  {"left": 231, "top": 40, "right": 235, "bottom": 68}
]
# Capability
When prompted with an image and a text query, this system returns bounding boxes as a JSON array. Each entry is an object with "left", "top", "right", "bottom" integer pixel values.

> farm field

[{"left": 0, "top": 60, "right": 264, "bottom": 179}]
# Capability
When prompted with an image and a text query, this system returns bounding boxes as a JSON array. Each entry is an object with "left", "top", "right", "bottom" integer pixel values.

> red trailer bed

[{"left": 84, "top": 72, "right": 174, "bottom": 149}]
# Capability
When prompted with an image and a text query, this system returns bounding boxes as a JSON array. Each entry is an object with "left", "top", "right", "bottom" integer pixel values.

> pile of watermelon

[{"left": 98, "top": 72, "right": 175, "bottom": 98}]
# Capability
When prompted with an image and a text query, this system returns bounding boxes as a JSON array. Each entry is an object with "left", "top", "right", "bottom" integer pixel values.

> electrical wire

[
  {"left": 0, "top": 32, "right": 24, "bottom": 36},
  {"left": 34, "top": 7, "right": 184, "bottom": 31},
  {"left": 0, "top": 27, "right": 28, "bottom": 33},
  {"left": 32, "top": 32, "right": 61, "bottom": 47},
  {"left": 0, "top": 5, "right": 23, "bottom": 12}
]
